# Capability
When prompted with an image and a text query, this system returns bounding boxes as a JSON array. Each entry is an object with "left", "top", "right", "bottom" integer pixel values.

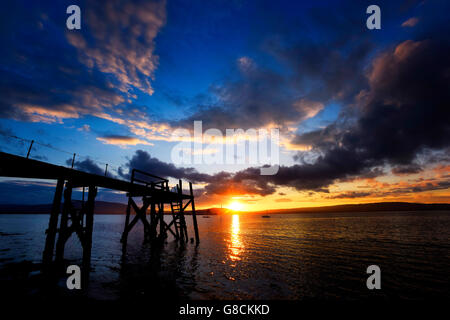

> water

[{"left": 1, "top": 211, "right": 449, "bottom": 300}]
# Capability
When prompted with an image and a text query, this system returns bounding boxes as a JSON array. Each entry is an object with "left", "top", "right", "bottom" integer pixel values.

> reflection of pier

[{"left": 0, "top": 151, "right": 199, "bottom": 271}]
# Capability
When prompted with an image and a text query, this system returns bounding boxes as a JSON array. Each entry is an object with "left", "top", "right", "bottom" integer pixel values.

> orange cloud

[
  {"left": 96, "top": 135, "right": 154, "bottom": 148},
  {"left": 368, "top": 40, "right": 426, "bottom": 87},
  {"left": 433, "top": 164, "right": 450, "bottom": 177},
  {"left": 19, "top": 104, "right": 80, "bottom": 123},
  {"left": 401, "top": 17, "right": 419, "bottom": 27}
]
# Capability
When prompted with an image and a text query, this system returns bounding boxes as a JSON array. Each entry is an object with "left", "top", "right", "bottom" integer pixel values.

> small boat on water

[
  {"left": 202, "top": 215, "right": 210, "bottom": 218},
  {"left": 262, "top": 215, "right": 270, "bottom": 218}
]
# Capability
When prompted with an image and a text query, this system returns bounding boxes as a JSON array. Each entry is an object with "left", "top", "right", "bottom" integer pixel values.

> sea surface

[{"left": 1, "top": 211, "right": 450, "bottom": 300}]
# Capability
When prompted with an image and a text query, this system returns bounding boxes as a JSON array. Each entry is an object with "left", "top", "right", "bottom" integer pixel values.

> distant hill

[
  {"left": 192, "top": 207, "right": 231, "bottom": 215},
  {"left": 0, "top": 201, "right": 449, "bottom": 215},
  {"left": 251, "top": 202, "right": 450, "bottom": 214}
]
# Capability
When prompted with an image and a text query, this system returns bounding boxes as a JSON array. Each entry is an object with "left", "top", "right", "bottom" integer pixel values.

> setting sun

[{"left": 228, "top": 201, "right": 244, "bottom": 211}]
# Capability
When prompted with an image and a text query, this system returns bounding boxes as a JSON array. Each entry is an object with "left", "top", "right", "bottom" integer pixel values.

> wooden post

[
  {"left": 142, "top": 197, "right": 150, "bottom": 241},
  {"left": 82, "top": 185, "right": 96, "bottom": 287},
  {"left": 43, "top": 178, "right": 64, "bottom": 265},
  {"left": 170, "top": 201, "right": 180, "bottom": 239},
  {"left": 82, "top": 185, "right": 96, "bottom": 269},
  {"left": 55, "top": 180, "right": 73, "bottom": 263},
  {"left": 177, "top": 183, "right": 184, "bottom": 242},
  {"left": 121, "top": 197, "right": 132, "bottom": 246},
  {"left": 159, "top": 203, "right": 164, "bottom": 238},
  {"left": 26, "top": 140, "right": 34, "bottom": 159},
  {"left": 150, "top": 201, "right": 157, "bottom": 239},
  {"left": 178, "top": 180, "right": 188, "bottom": 242},
  {"left": 190, "top": 182, "right": 200, "bottom": 244}
]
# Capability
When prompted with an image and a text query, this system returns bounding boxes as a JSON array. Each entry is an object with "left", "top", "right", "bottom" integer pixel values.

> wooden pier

[{"left": 0, "top": 151, "right": 199, "bottom": 269}]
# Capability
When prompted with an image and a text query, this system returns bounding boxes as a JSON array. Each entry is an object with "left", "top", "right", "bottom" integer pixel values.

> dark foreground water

[{"left": 1, "top": 211, "right": 449, "bottom": 300}]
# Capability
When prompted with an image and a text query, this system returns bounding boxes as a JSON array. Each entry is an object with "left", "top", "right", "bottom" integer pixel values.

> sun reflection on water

[{"left": 228, "top": 214, "right": 243, "bottom": 261}]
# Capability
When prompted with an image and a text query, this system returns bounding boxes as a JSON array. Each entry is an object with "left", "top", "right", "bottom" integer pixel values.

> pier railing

[
  {"left": 131, "top": 168, "right": 169, "bottom": 191},
  {"left": 0, "top": 131, "right": 122, "bottom": 179}
]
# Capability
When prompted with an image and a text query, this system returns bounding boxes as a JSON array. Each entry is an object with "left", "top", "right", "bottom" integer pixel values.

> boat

[{"left": 262, "top": 215, "right": 270, "bottom": 218}]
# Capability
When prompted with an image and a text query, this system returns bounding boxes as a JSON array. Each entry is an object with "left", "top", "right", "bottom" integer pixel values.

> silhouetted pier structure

[{"left": 0, "top": 151, "right": 199, "bottom": 269}]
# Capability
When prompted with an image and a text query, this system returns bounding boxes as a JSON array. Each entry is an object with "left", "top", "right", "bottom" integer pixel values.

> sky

[{"left": 0, "top": 0, "right": 449, "bottom": 210}]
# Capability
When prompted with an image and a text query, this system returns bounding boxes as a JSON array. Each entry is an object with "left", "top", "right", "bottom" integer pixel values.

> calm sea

[{"left": 1, "top": 211, "right": 449, "bottom": 300}]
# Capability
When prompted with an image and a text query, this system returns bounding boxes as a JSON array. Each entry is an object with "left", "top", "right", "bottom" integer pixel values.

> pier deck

[{"left": 0, "top": 151, "right": 190, "bottom": 200}]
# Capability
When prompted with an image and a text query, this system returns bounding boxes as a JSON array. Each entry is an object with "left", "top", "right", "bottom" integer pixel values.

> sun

[{"left": 228, "top": 201, "right": 244, "bottom": 211}]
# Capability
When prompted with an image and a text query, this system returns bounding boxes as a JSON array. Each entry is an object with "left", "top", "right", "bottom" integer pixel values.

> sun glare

[{"left": 228, "top": 201, "right": 244, "bottom": 211}]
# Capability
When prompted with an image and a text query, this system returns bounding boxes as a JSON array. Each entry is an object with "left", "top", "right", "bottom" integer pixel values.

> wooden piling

[
  {"left": 150, "top": 202, "right": 157, "bottom": 239},
  {"left": 82, "top": 185, "right": 96, "bottom": 269},
  {"left": 159, "top": 202, "right": 165, "bottom": 238},
  {"left": 190, "top": 182, "right": 200, "bottom": 244},
  {"left": 121, "top": 197, "right": 132, "bottom": 247},
  {"left": 55, "top": 180, "right": 73, "bottom": 263},
  {"left": 177, "top": 180, "right": 188, "bottom": 242},
  {"left": 43, "top": 178, "right": 64, "bottom": 265}
]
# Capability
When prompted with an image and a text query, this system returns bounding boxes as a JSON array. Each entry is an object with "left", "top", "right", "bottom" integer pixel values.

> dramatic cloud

[
  {"left": 327, "top": 175, "right": 450, "bottom": 200},
  {"left": 172, "top": 65, "right": 308, "bottom": 131},
  {"left": 200, "top": 38, "right": 450, "bottom": 197},
  {"left": 392, "top": 164, "right": 423, "bottom": 175},
  {"left": 167, "top": 4, "right": 374, "bottom": 136},
  {"left": 327, "top": 192, "right": 372, "bottom": 199},
  {"left": 118, "top": 150, "right": 361, "bottom": 197},
  {"left": 123, "top": 42, "right": 450, "bottom": 198},
  {"left": 67, "top": 0, "right": 166, "bottom": 96},
  {"left": 352, "top": 40, "right": 450, "bottom": 162},
  {"left": 291, "top": 123, "right": 344, "bottom": 150},
  {"left": 118, "top": 150, "right": 276, "bottom": 196},
  {"left": 287, "top": 39, "right": 450, "bottom": 191},
  {"left": 0, "top": 0, "right": 165, "bottom": 124},
  {"left": 204, "top": 172, "right": 276, "bottom": 196},
  {"left": 66, "top": 158, "right": 105, "bottom": 176},
  {"left": 118, "top": 150, "right": 212, "bottom": 183},
  {"left": 172, "top": 68, "right": 349, "bottom": 138}
]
